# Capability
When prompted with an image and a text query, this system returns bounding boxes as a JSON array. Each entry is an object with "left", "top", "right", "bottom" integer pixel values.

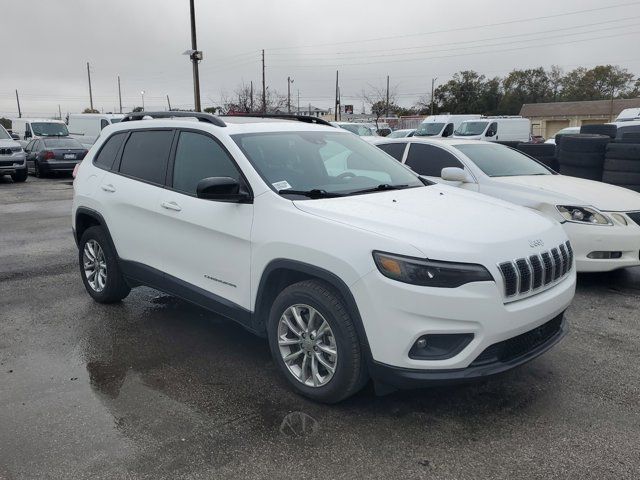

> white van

[
  {"left": 68, "top": 113, "right": 125, "bottom": 146},
  {"left": 11, "top": 118, "right": 69, "bottom": 145},
  {"left": 615, "top": 108, "right": 640, "bottom": 122},
  {"left": 414, "top": 114, "right": 481, "bottom": 138},
  {"left": 453, "top": 116, "right": 531, "bottom": 142}
]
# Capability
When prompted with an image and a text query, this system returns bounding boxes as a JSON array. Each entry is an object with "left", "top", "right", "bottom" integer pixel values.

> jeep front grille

[{"left": 498, "top": 241, "right": 573, "bottom": 299}]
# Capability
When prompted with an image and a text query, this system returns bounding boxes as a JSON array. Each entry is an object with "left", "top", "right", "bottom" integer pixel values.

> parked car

[
  {"left": 68, "top": 113, "right": 125, "bottom": 147},
  {"left": 72, "top": 111, "right": 575, "bottom": 403},
  {"left": 11, "top": 118, "right": 69, "bottom": 146},
  {"left": 332, "top": 122, "right": 380, "bottom": 141},
  {"left": 0, "top": 124, "right": 27, "bottom": 182},
  {"left": 453, "top": 117, "right": 531, "bottom": 143},
  {"left": 414, "top": 115, "right": 481, "bottom": 138},
  {"left": 615, "top": 108, "right": 640, "bottom": 122},
  {"left": 25, "top": 137, "right": 88, "bottom": 177},
  {"left": 387, "top": 129, "right": 415, "bottom": 138},
  {"left": 545, "top": 127, "right": 580, "bottom": 144},
  {"left": 374, "top": 136, "right": 640, "bottom": 272}
]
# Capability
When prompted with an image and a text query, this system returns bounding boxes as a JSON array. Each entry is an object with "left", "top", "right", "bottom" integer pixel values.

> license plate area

[{"left": 64, "top": 154, "right": 76, "bottom": 160}]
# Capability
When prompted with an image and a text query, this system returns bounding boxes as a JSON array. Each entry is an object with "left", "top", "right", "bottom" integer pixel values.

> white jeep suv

[{"left": 72, "top": 112, "right": 576, "bottom": 403}]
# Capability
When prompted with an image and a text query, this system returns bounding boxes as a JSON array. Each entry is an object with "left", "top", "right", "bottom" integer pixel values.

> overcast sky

[{"left": 2, "top": 0, "right": 640, "bottom": 117}]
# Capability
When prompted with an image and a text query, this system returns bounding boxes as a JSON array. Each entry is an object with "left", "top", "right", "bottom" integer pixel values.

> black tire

[
  {"left": 516, "top": 143, "right": 556, "bottom": 158},
  {"left": 602, "top": 171, "right": 640, "bottom": 186},
  {"left": 267, "top": 279, "right": 368, "bottom": 403},
  {"left": 496, "top": 140, "right": 521, "bottom": 149},
  {"left": 559, "top": 134, "right": 610, "bottom": 153},
  {"left": 78, "top": 226, "right": 131, "bottom": 303},
  {"left": 34, "top": 161, "right": 43, "bottom": 178},
  {"left": 603, "top": 158, "right": 640, "bottom": 173},
  {"left": 606, "top": 143, "right": 640, "bottom": 161},
  {"left": 536, "top": 156, "right": 559, "bottom": 170},
  {"left": 557, "top": 150, "right": 605, "bottom": 168},
  {"left": 580, "top": 123, "right": 617, "bottom": 138},
  {"left": 559, "top": 165, "right": 603, "bottom": 181},
  {"left": 11, "top": 168, "right": 28, "bottom": 183}
]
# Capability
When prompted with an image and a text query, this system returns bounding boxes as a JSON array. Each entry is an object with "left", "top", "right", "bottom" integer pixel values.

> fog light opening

[
  {"left": 587, "top": 251, "right": 622, "bottom": 260},
  {"left": 409, "top": 333, "right": 474, "bottom": 360}
]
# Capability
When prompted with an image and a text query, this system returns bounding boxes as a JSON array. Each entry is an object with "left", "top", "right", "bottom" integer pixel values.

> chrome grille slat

[{"left": 498, "top": 242, "right": 573, "bottom": 300}]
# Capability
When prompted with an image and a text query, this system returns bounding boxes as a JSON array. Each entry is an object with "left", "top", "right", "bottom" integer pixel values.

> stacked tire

[
  {"left": 556, "top": 134, "right": 610, "bottom": 181},
  {"left": 579, "top": 123, "right": 617, "bottom": 139},
  {"left": 602, "top": 143, "right": 640, "bottom": 192},
  {"left": 516, "top": 143, "right": 558, "bottom": 170}
]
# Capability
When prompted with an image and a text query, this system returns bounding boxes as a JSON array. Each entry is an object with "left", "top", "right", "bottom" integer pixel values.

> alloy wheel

[{"left": 83, "top": 239, "right": 107, "bottom": 292}]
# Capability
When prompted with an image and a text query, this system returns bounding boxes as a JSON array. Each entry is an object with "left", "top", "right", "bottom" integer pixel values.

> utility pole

[
  {"left": 167, "top": 95, "right": 172, "bottom": 110},
  {"left": 335, "top": 70, "right": 339, "bottom": 121},
  {"left": 58, "top": 105, "right": 62, "bottom": 120},
  {"left": 287, "top": 76, "right": 293, "bottom": 114},
  {"left": 87, "top": 62, "right": 94, "bottom": 111},
  {"left": 386, "top": 75, "right": 390, "bottom": 117},
  {"left": 117, "top": 75, "right": 123, "bottom": 114},
  {"left": 261, "top": 49, "right": 266, "bottom": 113},
  {"left": 430, "top": 77, "right": 437, "bottom": 116},
  {"left": 250, "top": 81, "right": 254, "bottom": 112},
  {"left": 297, "top": 89, "right": 300, "bottom": 113},
  {"left": 189, "top": 0, "right": 202, "bottom": 111},
  {"left": 15, "top": 90, "right": 21, "bottom": 118}
]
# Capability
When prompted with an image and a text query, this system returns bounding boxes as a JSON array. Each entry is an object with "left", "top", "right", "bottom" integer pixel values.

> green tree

[
  {"left": 561, "top": 65, "right": 635, "bottom": 101},
  {"left": 500, "top": 68, "right": 550, "bottom": 114},
  {"left": 83, "top": 108, "right": 100, "bottom": 113},
  {"left": 434, "top": 71, "right": 501, "bottom": 115}
]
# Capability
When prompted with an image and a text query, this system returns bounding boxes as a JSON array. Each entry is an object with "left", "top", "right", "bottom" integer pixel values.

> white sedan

[{"left": 373, "top": 137, "right": 640, "bottom": 272}]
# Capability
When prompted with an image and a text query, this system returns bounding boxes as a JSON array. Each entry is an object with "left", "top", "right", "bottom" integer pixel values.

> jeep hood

[
  {"left": 0, "top": 139, "right": 21, "bottom": 149},
  {"left": 490, "top": 175, "right": 640, "bottom": 212},
  {"left": 293, "top": 185, "right": 564, "bottom": 261}
]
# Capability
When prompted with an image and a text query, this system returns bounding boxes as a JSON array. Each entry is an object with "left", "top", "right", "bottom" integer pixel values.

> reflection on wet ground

[{"left": 1, "top": 177, "right": 639, "bottom": 479}]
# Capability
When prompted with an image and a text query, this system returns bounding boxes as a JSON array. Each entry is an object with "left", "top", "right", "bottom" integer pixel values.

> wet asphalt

[{"left": 0, "top": 176, "right": 639, "bottom": 480}]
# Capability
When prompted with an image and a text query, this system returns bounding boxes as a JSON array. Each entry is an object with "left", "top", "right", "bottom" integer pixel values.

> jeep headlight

[
  {"left": 373, "top": 251, "right": 493, "bottom": 288},
  {"left": 11, "top": 146, "right": 23, "bottom": 153},
  {"left": 556, "top": 206, "right": 612, "bottom": 225}
]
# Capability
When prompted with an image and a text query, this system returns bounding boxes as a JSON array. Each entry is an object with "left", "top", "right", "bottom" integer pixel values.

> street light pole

[{"left": 189, "top": 0, "right": 202, "bottom": 112}]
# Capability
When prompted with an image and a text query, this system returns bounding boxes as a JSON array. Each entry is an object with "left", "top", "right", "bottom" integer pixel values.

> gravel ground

[{"left": 1, "top": 176, "right": 639, "bottom": 480}]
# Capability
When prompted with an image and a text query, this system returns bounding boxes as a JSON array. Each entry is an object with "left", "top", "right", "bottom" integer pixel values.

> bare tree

[
  {"left": 362, "top": 83, "right": 398, "bottom": 127},
  {"left": 216, "top": 82, "right": 286, "bottom": 114}
]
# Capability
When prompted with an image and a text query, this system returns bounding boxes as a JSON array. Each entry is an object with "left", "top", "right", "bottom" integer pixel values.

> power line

[{"left": 266, "top": 1, "right": 640, "bottom": 51}]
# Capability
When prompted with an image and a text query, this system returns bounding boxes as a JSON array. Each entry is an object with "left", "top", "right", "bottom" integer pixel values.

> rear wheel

[
  {"left": 267, "top": 279, "right": 367, "bottom": 403},
  {"left": 78, "top": 226, "right": 130, "bottom": 303},
  {"left": 34, "top": 161, "right": 43, "bottom": 178}
]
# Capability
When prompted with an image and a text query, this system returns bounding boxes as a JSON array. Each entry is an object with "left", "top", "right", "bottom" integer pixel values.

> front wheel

[
  {"left": 11, "top": 168, "right": 28, "bottom": 183},
  {"left": 267, "top": 279, "right": 368, "bottom": 403}
]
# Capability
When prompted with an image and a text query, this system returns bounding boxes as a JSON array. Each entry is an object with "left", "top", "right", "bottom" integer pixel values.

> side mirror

[
  {"left": 196, "top": 177, "right": 251, "bottom": 203},
  {"left": 441, "top": 167, "right": 472, "bottom": 183},
  {"left": 10, "top": 133, "right": 19, "bottom": 140}
]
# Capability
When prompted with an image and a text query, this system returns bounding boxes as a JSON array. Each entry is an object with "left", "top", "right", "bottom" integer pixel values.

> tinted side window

[
  {"left": 377, "top": 143, "right": 406, "bottom": 162},
  {"left": 119, "top": 130, "right": 173, "bottom": 184},
  {"left": 405, "top": 144, "right": 464, "bottom": 177},
  {"left": 172, "top": 132, "right": 240, "bottom": 195},
  {"left": 94, "top": 132, "right": 127, "bottom": 171}
]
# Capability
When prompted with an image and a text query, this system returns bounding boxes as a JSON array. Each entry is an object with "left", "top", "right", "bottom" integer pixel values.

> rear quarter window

[{"left": 93, "top": 132, "right": 127, "bottom": 171}]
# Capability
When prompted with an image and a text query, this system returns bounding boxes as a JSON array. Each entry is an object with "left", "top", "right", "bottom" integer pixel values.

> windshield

[
  {"left": 233, "top": 131, "right": 423, "bottom": 196},
  {"left": 0, "top": 126, "right": 10, "bottom": 140},
  {"left": 414, "top": 123, "right": 444, "bottom": 136},
  {"left": 31, "top": 122, "right": 69, "bottom": 137},
  {"left": 454, "top": 121, "right": 488, "bottom": 136},
  {"left": 454, "top": 144, "right": 552, "bottom": 177},
  {"left": 388, "top": 130, "right": 410, "bottom": 138},
  {"left": 338, "top": 124, "right": 378, "bottom": 137},
  {"left": 43, "top": 138, "right": 83, "bottom": 149},
  {"left": 110, "top": 118, "right": 122, "bottom": 124}
]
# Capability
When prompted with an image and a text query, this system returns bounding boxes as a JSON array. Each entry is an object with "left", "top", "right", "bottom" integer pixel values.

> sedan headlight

[
  {"left": 556, "top": 206, "right": 612, "bottom": 225},
  {"left": 373, "top": 251, "right": 493, "bottom": 288}
]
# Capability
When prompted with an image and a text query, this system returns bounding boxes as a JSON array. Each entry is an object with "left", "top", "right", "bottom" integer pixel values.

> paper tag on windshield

[{"left": 272, "top": 181, "right": 292, "bottom": 190}]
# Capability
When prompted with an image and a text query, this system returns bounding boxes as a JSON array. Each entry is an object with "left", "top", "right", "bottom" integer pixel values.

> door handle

[
  {"left": 161, "top": 201, "right": 182, "bottom": 212},
  {"left": 101, "top": 184, "right": 116, "bottom": 193}
]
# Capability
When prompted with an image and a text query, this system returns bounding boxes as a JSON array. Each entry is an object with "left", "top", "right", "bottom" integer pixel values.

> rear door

[
  {"left": 97, "top": 129, "right": 175, "bottom": 272},
  {"left": 154, "top": 129, "right": 253, "bottom": 310}
]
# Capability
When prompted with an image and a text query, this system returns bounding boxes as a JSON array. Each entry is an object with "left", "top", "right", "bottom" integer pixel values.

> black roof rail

[
  {"left": 120, "top": 111, "right": 226, "bottom": 127},
  {"left": 223, "top": 113, "right": 334, "bottom": 127}
]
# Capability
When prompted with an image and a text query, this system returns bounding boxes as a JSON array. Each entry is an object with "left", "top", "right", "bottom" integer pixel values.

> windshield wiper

[
  {"left": 278, "top": 189, "right": 346, "bottom": 199},
  {"left": 347, "top": 184, "right": 411, "bottom": 196}
]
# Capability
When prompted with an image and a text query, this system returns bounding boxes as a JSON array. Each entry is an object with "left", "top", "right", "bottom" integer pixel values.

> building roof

[{"left": 520, "top": 98, "right": 640, "bottom": 118}]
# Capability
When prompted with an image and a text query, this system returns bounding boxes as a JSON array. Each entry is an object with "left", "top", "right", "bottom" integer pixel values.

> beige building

[{"left": 521, "top": 98, "right": 640, "bottom": 138}]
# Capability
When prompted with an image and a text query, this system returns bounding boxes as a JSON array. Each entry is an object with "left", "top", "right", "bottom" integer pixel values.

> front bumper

[
  {"left": 563, "top": 220, "right": 640, "bottom": 272},
  {"left": 0, "top": 155, "right": 26, "bottom": 173},
  {"left": 369, "top": 313, "right": 567, "bottom": 389},
  {"left": 351, "top": 267, "right": 575, "bottom": 373}
]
